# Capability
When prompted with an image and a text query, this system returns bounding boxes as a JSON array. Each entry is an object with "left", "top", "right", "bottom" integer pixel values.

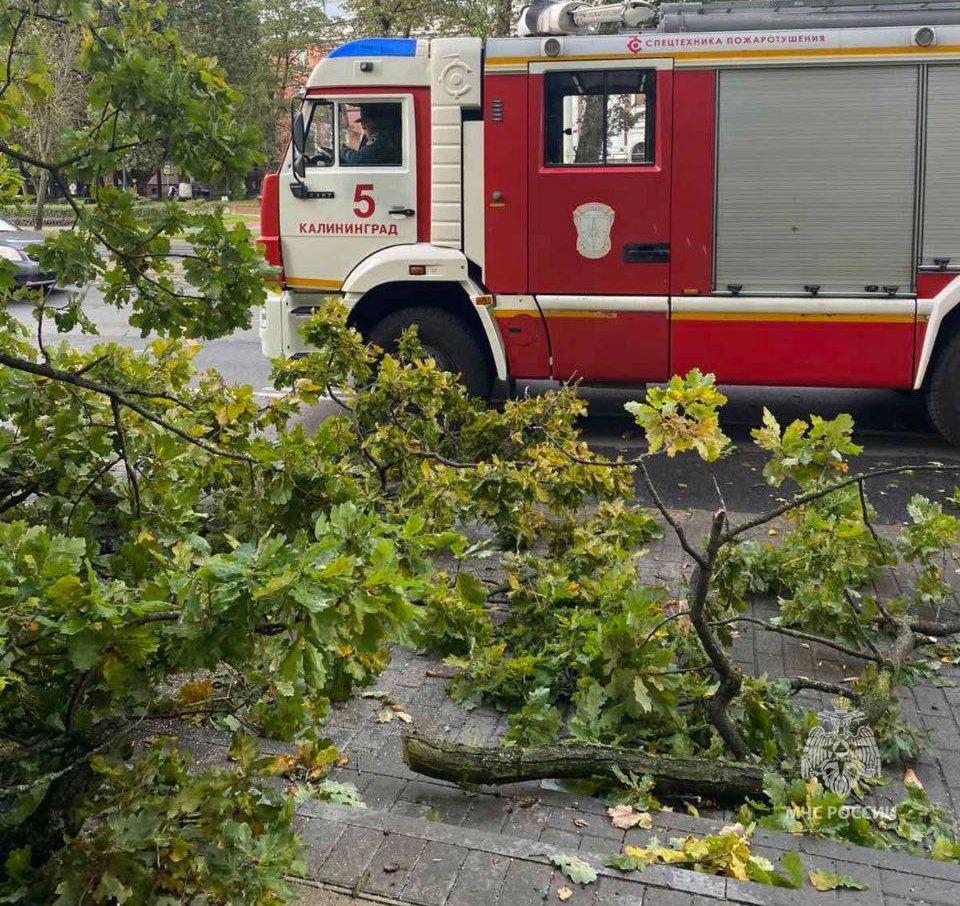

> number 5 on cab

[{"left": 353, "top": 184, "right": 375, "bottom": 219}]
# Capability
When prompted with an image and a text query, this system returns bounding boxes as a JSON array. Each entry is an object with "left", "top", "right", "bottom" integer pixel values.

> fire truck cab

[{"left": 259, "top": 0, "right": 960, "bottom": 444}]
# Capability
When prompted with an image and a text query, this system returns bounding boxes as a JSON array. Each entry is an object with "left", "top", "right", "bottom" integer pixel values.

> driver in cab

[{"left": 340, "top": 103, "right": 402, "bottom": 167}]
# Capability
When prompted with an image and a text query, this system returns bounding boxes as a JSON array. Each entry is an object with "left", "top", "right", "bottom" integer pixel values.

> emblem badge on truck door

[{"left": 573, "top": 203, "right": 615, "bottom": 260}]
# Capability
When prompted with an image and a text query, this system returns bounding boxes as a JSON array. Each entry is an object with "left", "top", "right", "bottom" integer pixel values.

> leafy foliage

[
  {"left": 740, "top": 774, "right": 960, "bottom": 863},
  {"left": 625, "top": 369, "right": 730, "bottom": 460},
  {"left": 6, "top": 735, "right": 303, "bottom": 904},
  {"left": 605, "top": 824, "right": 804, "bottom": 889},
  {"left": 0, "top": 277, "right": 664, "bottom": 894},
  {"left": 1, "top": 7, "right": 959, "bottom": 886}
]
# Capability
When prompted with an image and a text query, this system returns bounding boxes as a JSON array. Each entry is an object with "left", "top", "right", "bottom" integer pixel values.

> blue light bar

[{"left": 328, "top": 38, "right": 417, "bottom": 58}]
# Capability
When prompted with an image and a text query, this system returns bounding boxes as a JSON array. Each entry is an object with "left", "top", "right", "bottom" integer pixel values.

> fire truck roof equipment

[
  {"left": 520, "top": 0, "right": 960, "bottom": 34},
  {"left": 518, "top": 1, "right": 656, "bottom": 36},
  {"left": 659, "top": 0, "right": 960, "bottom": 32}
]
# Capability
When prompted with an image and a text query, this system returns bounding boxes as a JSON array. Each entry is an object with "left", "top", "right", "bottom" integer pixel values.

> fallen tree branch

[
  {"left": 788, "top": 677, "right": 861, "bottom": 701},
  {"left": 907, "top": 618, "right": 960, "bottom": 637},
  {"left": 723, "top": 463, "right": 960, "bottom": 544},
  {"left": 402, "top": 733, "right": 764, "bottom": 802},
  {"left": 0, "top": 482, "right": 38, "bottom": 515},
  {"left": 0, "top": 350, "right": 256, "bottom": 464},
  {"left": 690, "top": 509, "right": 750, "bottom": 759}
]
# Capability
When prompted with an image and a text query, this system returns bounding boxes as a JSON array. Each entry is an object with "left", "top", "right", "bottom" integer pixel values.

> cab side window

[
  {"left": 302, "top": 101, "right": 335, "bottom": 168},
  {"left": 339, "top": 101, "right": 403, "bottom": 168},
  {"left": 545, "top": 69, "right": 655, "bottom": 167}
]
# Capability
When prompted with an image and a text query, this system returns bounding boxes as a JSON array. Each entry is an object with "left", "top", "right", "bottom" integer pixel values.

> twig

[
  {"left": 36, "top": 295, "right": 50, "bottom": 364},
  {"left": 638, "top": 460, "right": 707, "bottom": 570},
  {"left": 65, "top": 668, "right": 96, "bottom": 732},
  {"left": 843, "top": 590, "right": 884, "bottom": 662},
  {"left": 635, "top": 608, "right": 692, "bottom": 655},
  {"left": 0, "top": 10, "right": 27, "bottom": 100},
  {"left": 689, "top": 509, "right": 752, "bottom": 759},
  {"left": 75, "top": 354, "right": 108, "bottom": 376},
  {"left": 712, "top": 615, "right": 882, "bottom": 663},
  {"left": 66, "top": 457, "right": 121, "bottom": 528},
  {"left": 127, "top": 611, "right": 182, "bottom": 627},
  {"left": 110, "top": 397, "right": 142, "bottom": 519}
]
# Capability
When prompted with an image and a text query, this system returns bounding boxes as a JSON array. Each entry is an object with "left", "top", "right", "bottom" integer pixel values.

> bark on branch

[{"left": 402, "top": 733, "right": 764, "bottom": 802}]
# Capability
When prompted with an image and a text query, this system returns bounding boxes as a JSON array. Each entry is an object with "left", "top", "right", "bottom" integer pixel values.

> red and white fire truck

[{"left": 259, "top": 0, "right": 960, "bottom": 443}]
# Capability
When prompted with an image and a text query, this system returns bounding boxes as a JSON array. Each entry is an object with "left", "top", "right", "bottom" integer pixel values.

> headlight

[{"left": 0, "top": 245, "right": 23, "bottom": 262}]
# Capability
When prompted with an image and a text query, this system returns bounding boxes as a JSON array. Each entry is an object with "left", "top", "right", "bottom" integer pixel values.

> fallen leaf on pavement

[
  {"left": 607, "top": 805, "right": 653, "bottom": 830},
  {"left": 809, "top": 870, "right": 868, "bottom": 891},
  {"left": 550, "top": 853, "right": 598, "bottom": 885},
  {"left": 425, "top": 668, "right": 457, "bottom": 679},
  {"left": 903, "top": 767, "right": 923, "bottom": 789},
  {"left": 557, "top": 886, "right": 573, "bottom": 901}
]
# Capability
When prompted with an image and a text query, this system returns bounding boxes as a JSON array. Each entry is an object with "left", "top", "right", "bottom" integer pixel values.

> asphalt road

[{"left": 10, "top": 285, "right": 960, "bottom": 523}]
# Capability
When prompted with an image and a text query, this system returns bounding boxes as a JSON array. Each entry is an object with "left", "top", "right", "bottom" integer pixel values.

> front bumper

[
  {"left": 14, "top": 260, "right": 55, "bottom": 290},
  {"left": 260, "top": 291, "right": 340, "bottom": 359}
]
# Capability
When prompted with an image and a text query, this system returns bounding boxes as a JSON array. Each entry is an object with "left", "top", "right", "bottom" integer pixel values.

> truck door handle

[
  {"left": 623, "top": 243, "right": 670, "bottom": 264},
  {"left": 389, "top": 206, "right": 416, "bottom": 217}
]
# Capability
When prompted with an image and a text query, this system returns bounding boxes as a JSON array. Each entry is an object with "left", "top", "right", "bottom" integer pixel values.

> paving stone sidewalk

[{"left": 181, "top": 507, "right": 960, "bottom": 906}]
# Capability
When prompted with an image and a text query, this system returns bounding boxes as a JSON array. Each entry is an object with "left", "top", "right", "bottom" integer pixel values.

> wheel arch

[
  {"left": 340, "top": 243, "right": 506, "bottom": 382},
  {"left": 915, "top": 275, "right": 960, "bottom": 389}
]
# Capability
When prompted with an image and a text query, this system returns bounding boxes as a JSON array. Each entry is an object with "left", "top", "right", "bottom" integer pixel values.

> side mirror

[{"left": 292, "top": 111, "right": 307, "bottom": 180}]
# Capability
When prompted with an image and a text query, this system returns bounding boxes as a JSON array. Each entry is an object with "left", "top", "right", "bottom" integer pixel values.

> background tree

[
  {"left": 163, "top": 0, "right": 334, "bottom": 181},
  {"left": 162, "top": 0, "right": 270, "bottom": 192},
  {"left": 12, "top": 21, "right": 86, "bottom": 227},
  {"left": 342, "top": 0, "right": 522, "bottom": 37},
  {"left": 258, "top": 0, "right": 333, "bottom": 170}
]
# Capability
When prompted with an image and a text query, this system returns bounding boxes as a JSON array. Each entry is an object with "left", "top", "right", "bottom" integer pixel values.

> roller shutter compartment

[
  {"left": 923, "top": 65, "right": 960, "bottom": 268},
  {"left": 714, "top": 65, "right": 918, "bottom": 295}
]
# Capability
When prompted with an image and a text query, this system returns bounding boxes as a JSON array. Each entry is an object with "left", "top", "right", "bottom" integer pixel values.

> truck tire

[
  {"left": 368, "top": 306, "right": 493, "bottom": 400},
  {"left": 925, "top": 330, "right": 960, "bottom": 445}
]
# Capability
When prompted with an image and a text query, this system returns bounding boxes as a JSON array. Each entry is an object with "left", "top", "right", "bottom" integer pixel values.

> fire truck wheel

[
  {"left": 926, "top": 332, "right": 960, "bottom": 446},
  {"left": 368, "top": 306, "right": 493, "bottom": 400}
]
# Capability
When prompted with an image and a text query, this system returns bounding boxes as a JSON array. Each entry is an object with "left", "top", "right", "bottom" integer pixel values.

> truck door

[
  {"left": 280, "top": 92, "right": 422, "bottom": 292},
  {"left": 527, "top": 60, "right": 673, "bottom": 382}
]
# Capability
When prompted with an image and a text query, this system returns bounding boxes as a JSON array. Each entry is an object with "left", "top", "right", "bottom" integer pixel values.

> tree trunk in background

[
  {"left": 495, "top": 0, "right": 515, "bottom": 36},
  {"left": 575, "top": 96, "right": 606, "bottom": 164},
  {"left": 33, "top": 170, "right": 48, "bottom": 231}
]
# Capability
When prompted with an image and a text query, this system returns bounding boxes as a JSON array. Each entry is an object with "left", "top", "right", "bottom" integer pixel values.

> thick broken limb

[
  {"left": 688, "top": 509, "right": 753, "bottom": 760},
  {"left": 402, "top": 733, "right": 764, "bottom": 802}
]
